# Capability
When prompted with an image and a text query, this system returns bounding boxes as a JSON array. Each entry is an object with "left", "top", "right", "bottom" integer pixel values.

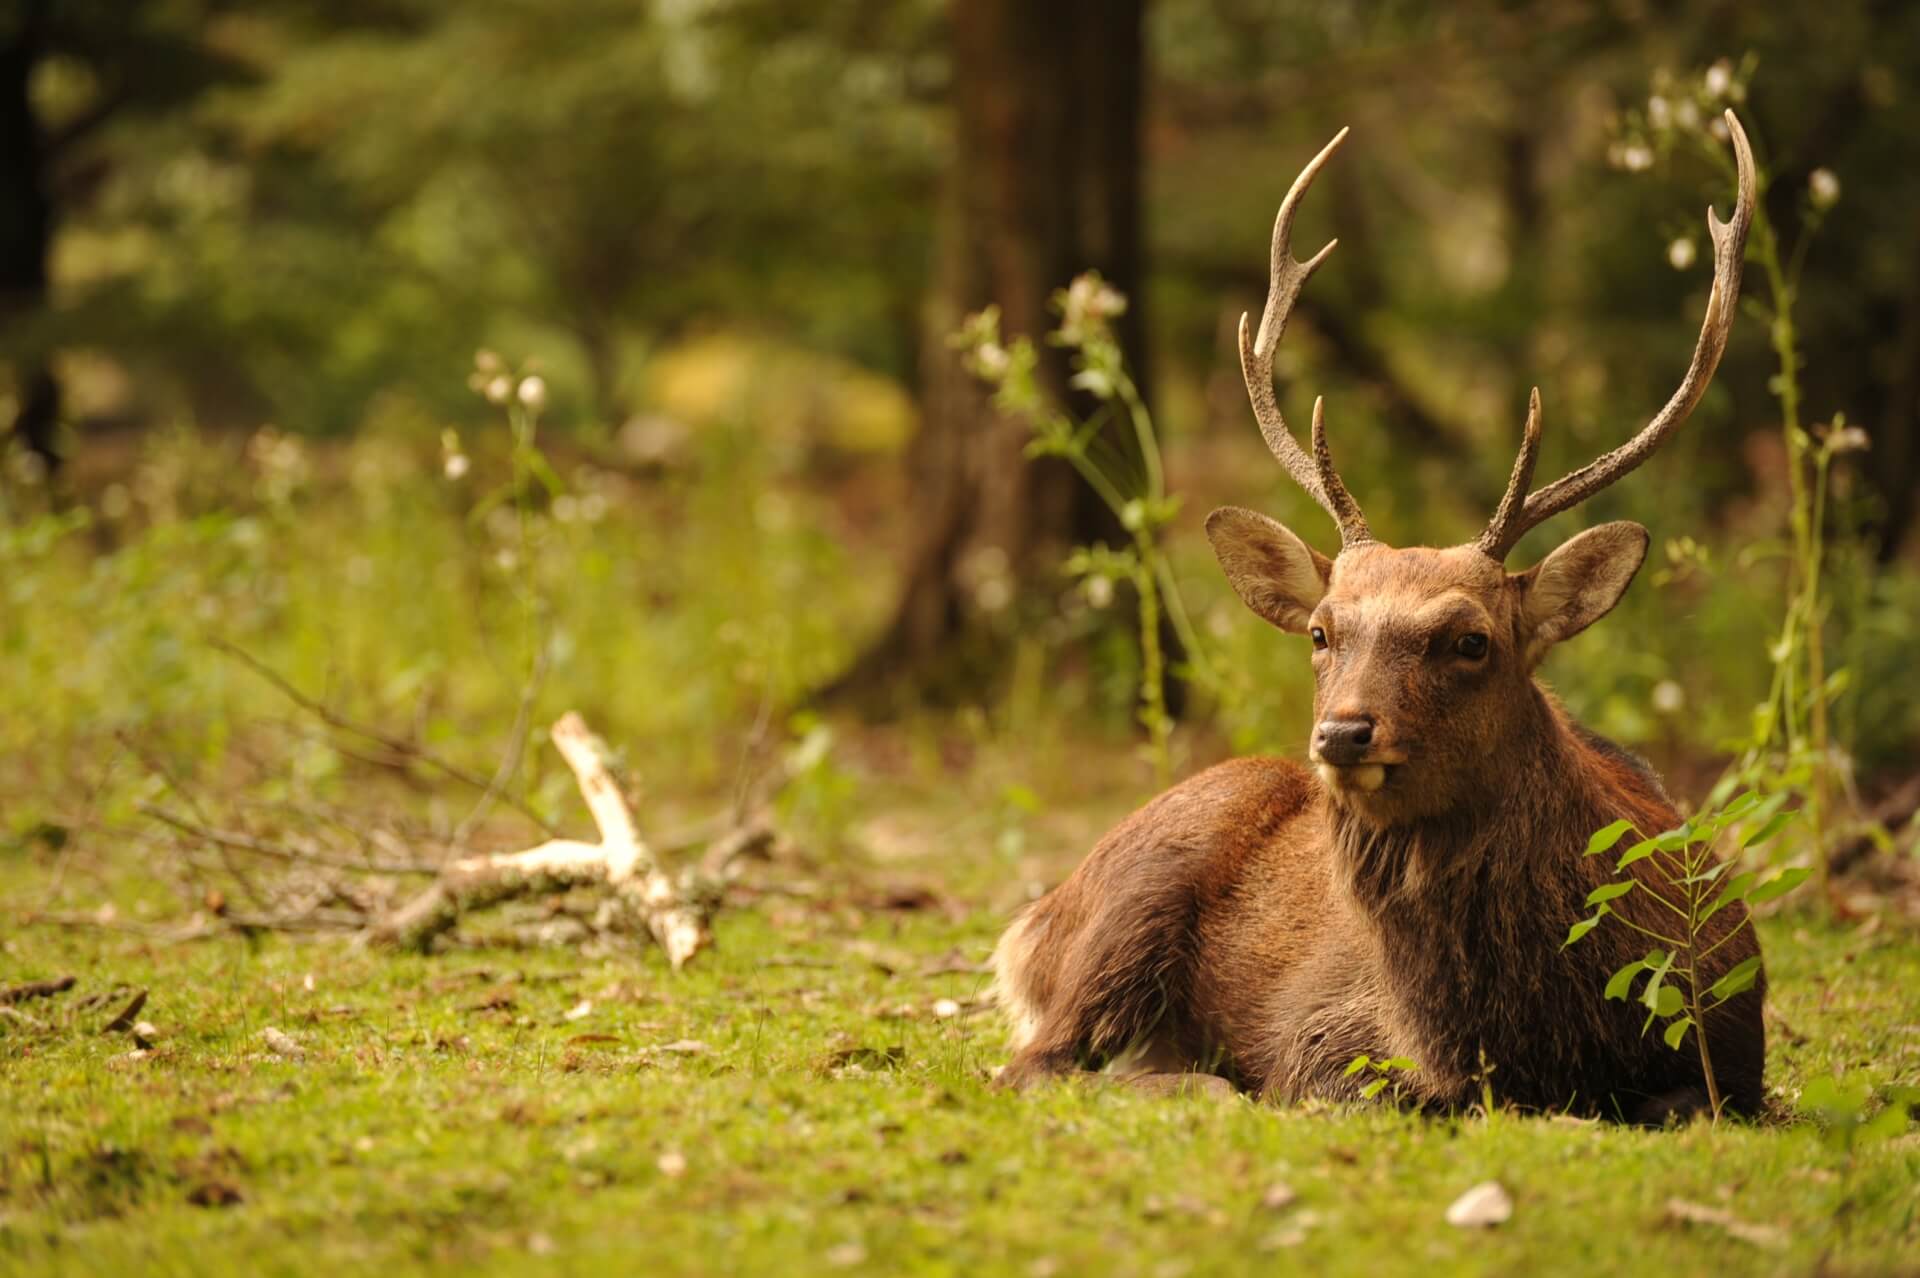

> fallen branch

[
  {"left": 137, "top": 804, "right": 439, "bottom": 876},
  {"left": 1, "top": 974, "right": 75, "bottom": 1004},
  {"left": 369, "top": 713, "right": 752, "bottom": 966},
  {"left": 209, "top": 638, "right": 559, "bottom": 837}
]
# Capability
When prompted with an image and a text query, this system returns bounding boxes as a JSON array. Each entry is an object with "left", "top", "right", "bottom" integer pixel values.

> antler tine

[
  {"left": 1476, "top": 387, "right": 1543, "bottom": 557},
  {"left": 1310, "top": 396, "right": 1372, "bottom": 543},
  {"left": 1479, "top": 110, "right": 1756, "bottom": 561},
  {"left": 1238, "top": 127, "right": 1372, "bottom": 549}
]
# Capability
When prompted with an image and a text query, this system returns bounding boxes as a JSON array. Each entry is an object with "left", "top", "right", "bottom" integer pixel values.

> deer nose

[{"left": 1313, "top": 717, "right": 1375, "bottom": 766}]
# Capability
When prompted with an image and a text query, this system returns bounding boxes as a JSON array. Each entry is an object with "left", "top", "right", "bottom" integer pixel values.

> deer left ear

[{"left": 1517, "top": 521, "right": 1650, "bottom": 664}]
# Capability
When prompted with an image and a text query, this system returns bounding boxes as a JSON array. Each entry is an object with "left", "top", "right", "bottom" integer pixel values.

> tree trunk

[
  {"left": 0, "top": 4, "right": 59, "bottom": 474},
  {"left": 832, "top": 0, "right": 1149, "bottom": 702}
]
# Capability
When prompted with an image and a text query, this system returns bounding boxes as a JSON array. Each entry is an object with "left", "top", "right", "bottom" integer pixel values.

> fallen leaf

[
  {"left": 1446, "top": 1181, "right": 1513, "bottom": 1228},
  {"left": 1665, "top": 1198, "right": 1786, "bottom": 1249},
  {"left": 822, "top": 1044, "right": 906, "bottom": 1073},
  {"left": 568, "top": 1033, "right": 621, "bottom": 1046},
  {"left": 656, "top": 1038, "right": 711, "bottom": 1055},
  {"left": 464, "top": 988, "right": 516, "bottom": 1012},
  {"left": 824, "top": 1243, "right": 867, "bottom": 1268},
  {"left": 260, "top": 1027, "right": 305, "bottom": 1061},
  {"left": 563, "top": 999, "right": 593, "bottom": 1022},
  {"left": 186, "top": 1180, "right": 244, "bottom": 1208}
]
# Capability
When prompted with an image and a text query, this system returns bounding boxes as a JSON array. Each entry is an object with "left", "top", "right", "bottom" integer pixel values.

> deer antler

[
  {"left": 1239, "top": 127, "right": 1373, "bottom": 550},
  {"left": 1477, "top": 110, "right": 1757, "bottom": 561}
]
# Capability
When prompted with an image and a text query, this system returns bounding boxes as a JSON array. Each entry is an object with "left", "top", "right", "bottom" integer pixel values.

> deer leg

[{"left": 991, "top": 882, "right": 1207, "bottom": 1089}]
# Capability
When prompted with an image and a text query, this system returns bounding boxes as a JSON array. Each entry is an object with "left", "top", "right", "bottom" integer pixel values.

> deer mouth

[{"left": 1315, "top": 761, "right": 1398, "bottom": 794}]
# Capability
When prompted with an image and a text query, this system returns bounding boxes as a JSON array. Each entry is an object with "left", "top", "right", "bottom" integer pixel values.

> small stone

[
  {"left": 1446, "top": 1180, "right": 1513, "bottom": 1227},
  {"left": 260, "top": 1027, "right": 305, "bottom": 1061},
  {"left": 1261, "top": 1182, "right": 1297, "bottom": 1211}
]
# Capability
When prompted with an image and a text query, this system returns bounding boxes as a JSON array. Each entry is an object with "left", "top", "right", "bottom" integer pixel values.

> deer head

[{"left": 1209, "top": 115, "right": 1755, "bottom": 823}]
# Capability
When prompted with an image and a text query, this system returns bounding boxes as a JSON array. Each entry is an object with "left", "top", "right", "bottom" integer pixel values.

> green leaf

[
  {"left": 1343, "top": 1054, "right": 1372, "bottom": 1077},
  {"left": 1700, "top": 870, "right": 1757, "bottom": 925},
  {"left": 1663, "top": 1016, "right": 1695, "bottom": 1050},
  {"left": 1714, "top": 791, "right": 1764, "bottom": 825},
  {"left": 1585, "top": 819, "right": 1635, "bottom": 857},
  {"left": 1562, "top": 907, "right": 1609, "bottom": 949},
  {"left": 1746, "top": 866, "right": 1814, "bottom": 906},
  {"left": 1653, "top": 822, "right": 1696, "bottom": 852},
  {"left": 1615, "top": 839, "right": 1658, "bottom": 871},
  {"left": 1707, "top": 956, "right": 1763, "bottom": 1003},
  {"left": 1379, "top": 1057, "right": 1420, "bottom": 1073},
  {"left": 1638, "top": 950, "right": 1676, "bottom": 1015},
  {"left": 1652, "top": 985, "right": 1684, "bottom": 1017},
  {"left": 1605, "top": 959, "right": 1647, "bottom": 1001},
  {"left": 1585, "top": 880, "right": 1637, "bottom": 907},
  {"left": 1742, "top": 809, "right": 1799, "bottom": 849},
  {"left": 1679, "top": 859, "right": 1733, "bottom": 886},
  {"left": 1360, "top": 1077, "right": 1390, "bottom": 1100}
]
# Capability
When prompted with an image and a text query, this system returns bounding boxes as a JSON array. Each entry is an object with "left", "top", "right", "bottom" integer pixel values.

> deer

[{"left": 991, "top": 112, "right": 1762, "bottom": 1124}]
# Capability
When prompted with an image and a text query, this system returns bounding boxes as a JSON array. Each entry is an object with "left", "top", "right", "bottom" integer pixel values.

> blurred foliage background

[{"left": 3, "top": 0, "right": 1918, "bottom": 856}]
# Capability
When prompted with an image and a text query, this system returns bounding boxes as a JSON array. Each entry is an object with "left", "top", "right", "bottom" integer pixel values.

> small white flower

[
  {"left": 485, "top": 374, "right": 513, "bottom": 404},
  {"left": 443, "top": 452, "right": 470, "bottom": 480},
  {"left": 1827, "top": 424, "right": 1870, "bottom": 454},
  {"left": 1808, "top": 168, "right": 1841, "bottom": 210},
  {"left": 474, "top": 348, "right": 503, "bottom": 375},
  {"left": 1647, "top": 96, "right": 1672, "bottom": 129},
  {"left": 1620, "top": 143, "right": 1654, "bottom": 173},
  {"left": 1651, "top": 680, "right": 1685, "bottom": 715},
  {"left": 1667, "top": 238, "right": 1697, "bottom": 270},
  {"left": 517, "top": 375, "right": 548, "bottom": 411},
  {"left": 1703, "top": 60, "right": 1732, "bottom": 100},
  {"left": 1674, "top": 99, "right": 1701, "bottom": 131},
  {"left": 1084, "top": 575, "right": 1115, "bottom": 609}
]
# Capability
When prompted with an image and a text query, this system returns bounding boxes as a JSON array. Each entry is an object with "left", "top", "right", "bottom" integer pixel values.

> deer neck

[{"left": 1329, "top": 686, "right": 1640, "bottom": 1064}]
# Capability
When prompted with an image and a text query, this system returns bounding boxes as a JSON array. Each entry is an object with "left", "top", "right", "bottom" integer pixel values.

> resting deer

[{"left": 992, "top": 113, "right": 1762, "bottom": 1123}]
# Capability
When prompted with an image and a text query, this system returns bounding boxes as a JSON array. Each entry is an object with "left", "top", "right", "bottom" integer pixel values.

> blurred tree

[
  {"left": 837, "top": 0, "right": 1152, "bottom": 699},
  {"left": 0, "top": 1, "right": 251, "bottom": 473},
  {"left": 0, "top": 3, "right": 59, "bottom": 472}
]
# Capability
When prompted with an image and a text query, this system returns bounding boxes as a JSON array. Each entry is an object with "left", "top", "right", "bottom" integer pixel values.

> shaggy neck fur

[{"left": 1329, "top": 684, "right": 1661, "bottom": 1100}]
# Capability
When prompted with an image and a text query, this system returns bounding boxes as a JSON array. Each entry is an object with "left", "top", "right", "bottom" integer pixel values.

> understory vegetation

[
  {"left": 6, "top": 6, "right": 1920, "bottom": 1275},
  {"left": 3, "top": 414, "right": 1917, "bottom": 1274}
]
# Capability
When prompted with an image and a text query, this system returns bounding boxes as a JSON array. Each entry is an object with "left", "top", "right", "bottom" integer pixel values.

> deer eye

[
  {"left": 1454, "top": 632, "right": 1489, "bottom": 660},
  {"left": 1310, "top": 626, "right": 1328, "bottom": 650}
]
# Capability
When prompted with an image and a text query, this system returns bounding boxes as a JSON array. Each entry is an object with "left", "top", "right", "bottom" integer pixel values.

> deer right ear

[{"left": 1205, "top": 507, "right": 1332, "bottom": 634}]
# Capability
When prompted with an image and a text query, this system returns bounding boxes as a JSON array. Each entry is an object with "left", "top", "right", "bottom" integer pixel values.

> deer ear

[
  {"left": 1205, "top": 506, "right": 1332, "bottom": 634},
  {"left": 1518, "top": 521, "right": 1649, "bottom": 663}
]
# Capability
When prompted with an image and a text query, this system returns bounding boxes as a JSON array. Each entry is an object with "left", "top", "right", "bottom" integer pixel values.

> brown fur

[{"left": 993, "top": 538, "right": 1766, "bottom": 1122}]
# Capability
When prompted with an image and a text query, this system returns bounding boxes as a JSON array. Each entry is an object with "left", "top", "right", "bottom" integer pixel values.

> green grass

[
  {"left": 4, "top": 885, "right": 1918, "bottom": 1277},
  {"left": 3, "top": 426, "right": 1918, "bottom": 1276}
]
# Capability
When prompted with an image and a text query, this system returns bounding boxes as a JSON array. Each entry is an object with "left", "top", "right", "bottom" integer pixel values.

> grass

[
  {"left": 3, "top": 423, "right": 1918, "bottom": 1276},
  {"left": 4, "top": 887, "right": 1918, "bottom": 1277}
]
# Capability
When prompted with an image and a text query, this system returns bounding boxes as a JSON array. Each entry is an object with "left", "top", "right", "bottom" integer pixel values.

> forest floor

[
  {"left": 4, "top": 762, "right": 1918, "bottom": 1278},
  {"left": 4, "top": 430, "right": 1919, "bottom": 1275}
]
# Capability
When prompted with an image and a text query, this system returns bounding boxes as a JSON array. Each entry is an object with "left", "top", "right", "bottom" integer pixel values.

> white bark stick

[{"left": 370, "top": 713, "right": 712, "bottom": 966}]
